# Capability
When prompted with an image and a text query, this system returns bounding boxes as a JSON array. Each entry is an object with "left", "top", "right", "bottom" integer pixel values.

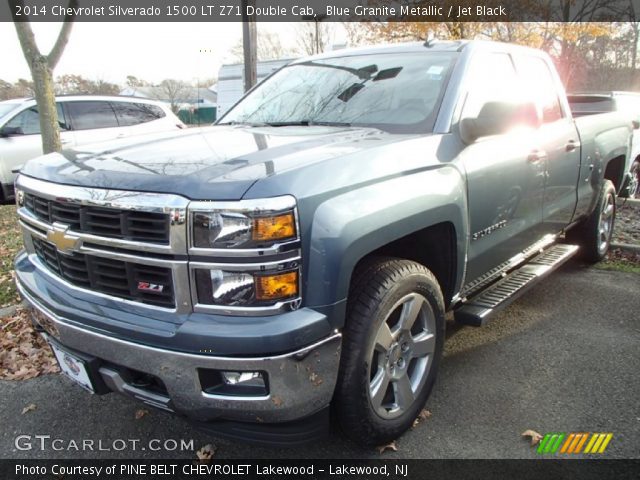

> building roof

[{"left": 119, "top": 86, "right": 217, "bottom": 105}]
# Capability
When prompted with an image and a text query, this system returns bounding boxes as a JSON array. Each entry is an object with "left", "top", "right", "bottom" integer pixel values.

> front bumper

[{"left": 15, "top": 260, "right": 342, "bottom": 425}]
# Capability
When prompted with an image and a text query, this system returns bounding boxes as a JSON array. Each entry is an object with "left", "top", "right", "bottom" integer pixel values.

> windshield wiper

[
  {"left": 263, "top": 120, "right": 352, "bottom": 127},
  {"left": 217, "top": 121, "right": 268, "bottom": 127}
]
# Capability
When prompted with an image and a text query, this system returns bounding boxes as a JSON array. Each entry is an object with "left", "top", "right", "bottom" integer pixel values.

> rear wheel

[
  {"left": 567, "top": 180, "right": 616, "bottom": 263},
  {"left": 334, "top": 258, "right": 445, "bottom": 446}
]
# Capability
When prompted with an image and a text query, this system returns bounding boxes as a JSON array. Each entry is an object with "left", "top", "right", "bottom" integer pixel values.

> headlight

[
  {"left": 194, "top": 266, "right": 300, "bottom": 307},
  {"left": 15, "top": 188, "right": 24, "bottom": 207},
  {"left": 190, "top": 197, "right": 298, "bottom": 250},
  {"left": 189, "top": 197, "right": 301, "bottom": 313}
]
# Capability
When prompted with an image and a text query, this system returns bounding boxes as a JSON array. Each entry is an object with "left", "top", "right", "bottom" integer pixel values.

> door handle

[
  {"left": 527, "top": 150, "right": 548, "bottom": 163},
  {"left": 565, "top": 140, "right": 579, "bottom": 152}
]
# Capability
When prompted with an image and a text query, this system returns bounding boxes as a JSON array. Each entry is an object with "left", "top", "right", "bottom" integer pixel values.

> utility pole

[{"left": 241, "top": 0, "right": 257, "bottom": 92}]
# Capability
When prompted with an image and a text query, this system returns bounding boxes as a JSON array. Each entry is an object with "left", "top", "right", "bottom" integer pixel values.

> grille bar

[
  {"left": 32, "top": 237, "right": 175, "bottom": 308},
  {"left": 25, "top": 193, "right": 170, "bottom": 244}
]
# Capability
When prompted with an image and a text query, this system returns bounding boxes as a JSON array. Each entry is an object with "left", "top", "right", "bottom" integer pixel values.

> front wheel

[{"left": 334, "top": 258, "right": 445, "bottom": 446}]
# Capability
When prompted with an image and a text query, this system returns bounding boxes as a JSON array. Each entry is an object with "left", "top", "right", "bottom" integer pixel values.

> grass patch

[
  {"left": 596, "top": 260, "right": 640, "bottom": 274},
  {"left": 596, "top": 248, "right": 640, "bottom": 274},
  {"left": 0, "top": 204, "right": 22, "bottom": 307}
]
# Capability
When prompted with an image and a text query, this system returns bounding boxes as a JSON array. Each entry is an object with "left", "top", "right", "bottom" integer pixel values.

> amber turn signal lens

[
  {"left": 252, "top": 213, "right": 296, "bottom": 242},
  {"left": 255, "top": 271, "right": 298, "bottom": 301}
]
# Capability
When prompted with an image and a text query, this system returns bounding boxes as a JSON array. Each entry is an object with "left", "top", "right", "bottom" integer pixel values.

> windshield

[
  {"left": 0, "top": 102, "right": 22, "bottom": 119},
  {"left": 220, "top": 52, "right": 457, "bottom": 133}
]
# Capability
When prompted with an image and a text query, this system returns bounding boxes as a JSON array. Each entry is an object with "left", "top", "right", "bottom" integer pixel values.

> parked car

[
  {"left": 568, "top": 91, "right": 640, "bottom": 198},
  {"left": 14, "top": 41, "right": 632, "bottom": 446},
  {"left": 0, "top": 95, "right": 185, "bottom": 202}
]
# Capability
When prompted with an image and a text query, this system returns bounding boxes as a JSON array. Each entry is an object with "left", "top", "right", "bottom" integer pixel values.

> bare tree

[
  {"left": 153, "top": 79, "right": 190, "bottom": 114},
  {"left": 11, "top": 0, "right": 77, "bottom": 154},
  {"left": 230, "top": 29, "right": 295, "bottom": 62},
  {"left": 55, "top": 74, "right": 120, "bottom": 95},
  {"left": 295, "top": 22, "right": 334, "bottom": 55},
  {"left": 0, "top": 78, "right": 34, "bottom": 100}
]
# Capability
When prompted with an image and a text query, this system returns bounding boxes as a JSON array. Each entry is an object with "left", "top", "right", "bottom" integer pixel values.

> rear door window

[
  {"left": 515, "top": 56, "right": 564, "bottom": 123},
  {"left": 111, "top": 102, "right": 166, "bottom": 126},
  {"left": 66, "top": 101, "right": 119, "bottom": 130}
]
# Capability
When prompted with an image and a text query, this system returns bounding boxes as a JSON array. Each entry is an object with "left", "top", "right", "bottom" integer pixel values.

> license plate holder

[{"left": 49, "top": 342, "right": 95, "bottom": 394}]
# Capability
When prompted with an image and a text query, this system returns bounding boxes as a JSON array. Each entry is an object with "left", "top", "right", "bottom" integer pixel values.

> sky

[{"left": 0, "top": 22, "right": 346, "bottom": 86}]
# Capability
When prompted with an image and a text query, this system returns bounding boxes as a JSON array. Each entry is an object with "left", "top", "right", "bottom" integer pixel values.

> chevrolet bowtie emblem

[{"left": 46, "top": 224, "right": 81, "bottom": 254}]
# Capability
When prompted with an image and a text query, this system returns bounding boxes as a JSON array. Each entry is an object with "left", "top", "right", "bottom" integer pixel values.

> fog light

[
  {"left": 198, "top": 369, "right": 268, "bottom": 397},
  {"left": 222, "top": 371, "right": 264, "bottom": 386}
]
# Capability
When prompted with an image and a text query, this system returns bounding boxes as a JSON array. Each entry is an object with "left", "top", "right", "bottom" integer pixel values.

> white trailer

[{"left": 216, "top": 58, "right": 294, "bottom": 118}]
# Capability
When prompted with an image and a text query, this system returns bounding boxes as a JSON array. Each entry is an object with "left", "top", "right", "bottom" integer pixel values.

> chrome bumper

[{"left": 16, "top": 278, "right": 342, "bottom": 424}]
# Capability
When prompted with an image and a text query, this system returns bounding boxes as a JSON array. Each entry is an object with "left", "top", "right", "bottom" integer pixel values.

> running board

[{"left": 454, "top": 244, "right": 579, "bottom": 326}]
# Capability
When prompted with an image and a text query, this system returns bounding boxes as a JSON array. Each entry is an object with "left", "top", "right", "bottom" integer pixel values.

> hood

[{"left": 20, "top": 125, "right": 405, "bottom": 200}]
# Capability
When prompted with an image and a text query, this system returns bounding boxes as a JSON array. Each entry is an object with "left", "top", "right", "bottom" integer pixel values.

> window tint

[
  {"left": 66, "top": 101, "right": 118, "bottom": 130},
  {"left": 516, "top": 56, "right": 563, "bottom": 123},
  {"left": 461, "top": 53, "right": 521, "bottom": 121},
  {"left": 4, "top": 103, "right": 69, "bottom": 135},
  {"left": 568, "top": 96, "right": 614, "bottom": 114},
  {"left": 112, "top": 102, "right": 166, "bottom": 126}
]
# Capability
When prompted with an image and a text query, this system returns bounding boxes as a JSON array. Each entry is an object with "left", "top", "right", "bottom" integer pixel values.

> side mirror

[
  {"left": 460, "top": 101, "right": 540, "bottom": 144},
  {"left": 0, "top": 126, "right": 23, "bottom": 137},
  {"left": 632, "top": 120, "right": 639, "bottom": 130}
]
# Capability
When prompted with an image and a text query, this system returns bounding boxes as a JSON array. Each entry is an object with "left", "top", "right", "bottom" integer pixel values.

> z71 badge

[{"left": 137, "top": 282, "right": 164, "bottom": 293}]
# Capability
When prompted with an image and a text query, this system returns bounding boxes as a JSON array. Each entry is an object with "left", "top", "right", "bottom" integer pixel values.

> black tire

[
  {"left": 334, "top": 257, "right": 445, "bottom": 446},
  {"left": 630, "top": 160, "right": 640, "bottom": 199},
  {"left": 566, "top": 179, "right": 616, "bottom": 263}
]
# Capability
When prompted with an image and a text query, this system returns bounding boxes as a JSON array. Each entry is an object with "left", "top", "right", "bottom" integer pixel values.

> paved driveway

[{"left": 1, "top": 262, "right": 638, "bottom": 459}]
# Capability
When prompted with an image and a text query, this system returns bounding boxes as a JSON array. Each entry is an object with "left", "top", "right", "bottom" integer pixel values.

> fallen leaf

[
  {"left": 412, "top": 409, "right": 432, "bottom": 428},
  {"left": 0, "top": 308, "right": 60, "bottom": 381},
  {"left": 271, "top": 396, "right": 283, "bottom": 407},
  {"left": 377, "top": 440, "right": 398, "bottom": 454},
  {"left": 522, "top": 429, "right": 543, "bottom": 446},
  {"left": 21, "top": 403, "right": 36, "bottom": 415},
  {"left": 135, "top": 409, "right": 149, "bottom": 420},
  {"left": 196, "top": 444, "right": 217, "bottom": 463}
]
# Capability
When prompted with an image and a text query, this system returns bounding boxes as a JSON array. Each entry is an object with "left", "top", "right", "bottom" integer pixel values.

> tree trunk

[
  {"left": 28, "top": 56, "right": 60, "bottom": 154},
  {"left": 12, "top": 1, "right": 76, "bottom": 155}
]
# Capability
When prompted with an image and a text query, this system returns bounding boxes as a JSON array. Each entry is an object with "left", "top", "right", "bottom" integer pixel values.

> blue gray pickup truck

[{"left": 13, "top": 41, "right": 633, "bottom": 446}]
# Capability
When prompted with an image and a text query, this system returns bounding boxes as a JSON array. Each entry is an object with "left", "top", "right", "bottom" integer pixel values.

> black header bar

[{"left": 2, "top": 0, "right": 640, "bottom": 22}]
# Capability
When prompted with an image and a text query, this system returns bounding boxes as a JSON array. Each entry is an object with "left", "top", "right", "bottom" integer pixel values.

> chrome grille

[
  {"left": 32, "top": 236, "right": 175, "bottom": 308},
  {"left": 24, "top": 193, "right": 170, "bottom": 244}
]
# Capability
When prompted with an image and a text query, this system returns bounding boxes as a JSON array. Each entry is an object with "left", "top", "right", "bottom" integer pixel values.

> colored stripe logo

[{"left": 537, "top": 433, "right": 613, "bottom": 454}]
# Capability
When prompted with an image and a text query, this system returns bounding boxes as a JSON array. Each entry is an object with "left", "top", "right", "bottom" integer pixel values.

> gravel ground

[{"left": 614, "top": 199, "right": 640, "bottom": 245}]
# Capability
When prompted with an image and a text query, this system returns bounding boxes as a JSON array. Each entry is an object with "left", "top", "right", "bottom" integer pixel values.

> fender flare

[{"left": 304, "top": 165, "right": 468, "bottom": 319}]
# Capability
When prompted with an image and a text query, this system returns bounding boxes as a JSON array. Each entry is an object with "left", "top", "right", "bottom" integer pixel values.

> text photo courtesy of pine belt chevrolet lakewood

[
  {"left": 12, "top": 40, "right": 634, "bottom": 446},
  {"left": 0, "top": 96, "right": 185, "bottom": 202}
]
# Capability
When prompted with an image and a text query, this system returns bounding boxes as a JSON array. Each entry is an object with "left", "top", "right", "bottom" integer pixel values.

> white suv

[{"left": 0, "top": 95, "right": 185, "bottom": 201}]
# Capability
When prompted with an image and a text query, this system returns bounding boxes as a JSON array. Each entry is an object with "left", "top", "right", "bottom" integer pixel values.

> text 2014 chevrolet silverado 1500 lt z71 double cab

[{"left": 13, "top": 41, "right": 632, "bottom": 446}]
